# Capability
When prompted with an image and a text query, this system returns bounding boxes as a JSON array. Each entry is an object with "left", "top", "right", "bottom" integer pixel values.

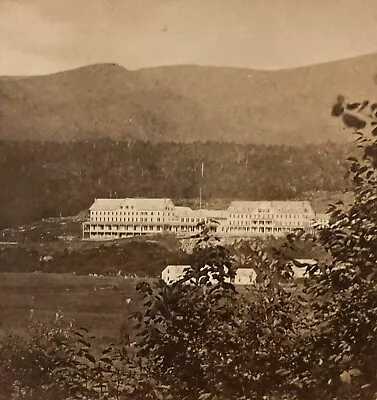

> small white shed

[
  {"left": 161, "top": 265, "right": 191, "bottom": 284},
  {"left": 289, "top": 259, "right": 318, "bottom": 278},
  {"left": 162, "top": 265, "right": 257, "bottom": 286},
  {"left": 234, "top": 268, "right": 257, "bottom": 285}
]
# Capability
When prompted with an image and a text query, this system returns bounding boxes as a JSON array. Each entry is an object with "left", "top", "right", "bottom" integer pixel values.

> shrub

[
  {"left": 0, "top": 316, "right": 72, "bottom": 400},
  {"left": 133, "top": 232, "right": 305, "bottom": 400},
  {"left": 287, "top": 98, "right": 377, "bottom": 400}
]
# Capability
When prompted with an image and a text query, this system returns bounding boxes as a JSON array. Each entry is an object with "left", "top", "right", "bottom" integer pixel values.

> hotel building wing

[{"left": 82, "top": 198, "right": 327, "bottom": 240}]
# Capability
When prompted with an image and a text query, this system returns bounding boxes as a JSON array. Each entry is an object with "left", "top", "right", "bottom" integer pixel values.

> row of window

[
  {"left": 119, "top": 205, "right": 134, "bottom": 210},
  {"left": 92, "top": 210, "right": 162, "bottom": 216},
  {"left": 230, "top": 221, "right": 271, "bottom": 226},
  {"left": 90, "top": 226, "right": 163, "bottom": 232},
  {"left": 180, "top": 217, "right": 205, "bottom": 223},
  {"left": 89, "top": 225, "right": 161, "bottom": 231},
  {"left": 230, "top": 208, "right": 311, "bottom": 213},
  {"left": 91, "top": 210, "right": 177, "bottom": 218},
  {"left": 224, "top": 227, "right": 297, "bottom": 233},
  {"left": 91, "top": 215, "right": 207, "bottom": 223},
  {"left": 86, "top": 223, "right": 204, "bottom": 229},
  {"left": 230, "top": 220, "right": 306, "bottom": 226},
  {"left": 91, "top": 217, "right": 164, "bottom": 222},
  {"left": 118, "top": 204, "right": 174, "bottom": 211},
  {"left": 90, "top": 217, "right": 313, "bottom": 226},
  {"left": 229, "top": 213, "right": 309, "bottom": 219},
  {"left": 92, "top": 211, "right": 314, "bottom": 220}
]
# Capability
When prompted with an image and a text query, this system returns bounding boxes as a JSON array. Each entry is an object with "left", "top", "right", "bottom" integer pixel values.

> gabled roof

[
  {"left": 90, "top": 199, "right": 125, "bottom": 211},
  {"left": 175, "top": 206, "right": 192, "bottom": 212},
  {"left": 174, "top": 207, "right": 228, "bottom": 219},
  {"left": 162, "top": 265, "right": 191, "bottom": 274},
  {"left": 202, "top": 209, "right": 228, "bottom": 219},
  {"left": 127, "top": 198, "right": 173, "bottom": 211},
  {"left": 89, "top": 198, "right": 173, "bottom": 211},
  {"left": 236, "top": 268, "right": 256, "bottom": 275},
  {"left": 228, "top": 201, "right": 314, "bottom": 214},
  {"left": 175, "top": 206, "right": 195, "bottom": 216},
  {"left": 235, "top": 268, "right": 257, "bottom": 279}
]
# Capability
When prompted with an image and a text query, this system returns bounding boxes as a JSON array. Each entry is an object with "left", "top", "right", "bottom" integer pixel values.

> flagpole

[{"left": 199, "top": 162, "right": 204, "bottom": 210}]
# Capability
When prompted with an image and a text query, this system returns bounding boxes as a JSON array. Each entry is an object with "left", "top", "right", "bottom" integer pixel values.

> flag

[{"left": 201, "top": 162, "right": 204, "bottom": 178}]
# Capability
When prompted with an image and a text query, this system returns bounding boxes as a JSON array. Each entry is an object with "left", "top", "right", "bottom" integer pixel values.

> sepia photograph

[{"left": 1, "top": 0, "right": 377, "bottom": 399}]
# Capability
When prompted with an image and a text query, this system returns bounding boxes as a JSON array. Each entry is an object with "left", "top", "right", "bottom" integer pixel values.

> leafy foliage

[
  {"left": 133, "top": 228, "right": 307, "bottom": 400},
  {"left": 0, "top": 317, "right": 72, "bottom": 400},
  {"left": 289, "top": 98, "right": 377, "bottom": 399},
  {"left": 54, "top": 328, "right": 167, "bottom": 400},
  {"left": 0, "top": 317, "right": 168, "bottom": 400}
]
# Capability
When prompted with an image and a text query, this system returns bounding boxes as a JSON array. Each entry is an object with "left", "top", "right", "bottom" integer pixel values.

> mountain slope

[{"left": 1, "top": 54, "right": 377, "bottom": 144}]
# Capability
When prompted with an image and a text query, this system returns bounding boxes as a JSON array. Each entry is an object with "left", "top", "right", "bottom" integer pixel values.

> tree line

[{"left": 0, "top": 139, "right": 351, "bottom": 229}]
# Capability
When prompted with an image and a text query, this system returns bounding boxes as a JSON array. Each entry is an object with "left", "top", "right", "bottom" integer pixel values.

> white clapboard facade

[{"left": 82, "top": 198, "right": 329, "bottom": 240}]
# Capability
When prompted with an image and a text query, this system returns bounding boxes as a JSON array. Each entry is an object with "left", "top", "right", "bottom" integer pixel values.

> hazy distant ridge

[{"left": 1, "top": 54, "right": 377, "bottom": 144}]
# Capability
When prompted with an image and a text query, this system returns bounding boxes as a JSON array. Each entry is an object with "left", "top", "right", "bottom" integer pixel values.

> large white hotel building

[{"left": 82, "top": 198, "right": 329, "bottom": 240}]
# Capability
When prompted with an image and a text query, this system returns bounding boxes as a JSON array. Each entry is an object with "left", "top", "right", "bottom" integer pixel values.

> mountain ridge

[
  {"left": 4, "top": 51, "right": 377, "bottom": 78},
  {"left": 1, "top": 53, "right": 377, "bottom": 144}
]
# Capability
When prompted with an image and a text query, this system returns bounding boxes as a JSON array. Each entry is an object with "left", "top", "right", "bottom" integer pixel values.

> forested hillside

[
  {"left": 0, "top": 139, "right": 352, "bottom": 228},
  {"left": 1, "top": 54, "right": 377, "bottom": 144}
]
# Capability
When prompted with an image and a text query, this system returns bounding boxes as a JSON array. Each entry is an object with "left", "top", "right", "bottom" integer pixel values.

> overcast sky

[{"left": 1, "top": 0, "right": 377, "bottom": 76}]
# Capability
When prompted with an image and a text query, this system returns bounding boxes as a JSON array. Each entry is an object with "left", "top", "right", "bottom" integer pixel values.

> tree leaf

[{"left": 342, "top": 113, "right": 367, "bottom": 129}]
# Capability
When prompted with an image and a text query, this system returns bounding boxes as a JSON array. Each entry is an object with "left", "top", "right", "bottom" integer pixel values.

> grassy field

[{"left": 0, "top": 273, "right": 152, "bottom": 343}]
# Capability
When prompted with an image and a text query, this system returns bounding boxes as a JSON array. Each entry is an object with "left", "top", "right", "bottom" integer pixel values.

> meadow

[{"left": 0, "top": 273, "right": 150, "bottom": 343}]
